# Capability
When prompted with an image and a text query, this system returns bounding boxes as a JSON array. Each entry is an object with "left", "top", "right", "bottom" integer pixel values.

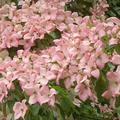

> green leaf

[
  {"left": 24, "top": 92, "right": 29, "bottom": 101},
  {"left": 95, "top": 71, "right": 109, "bottom": 104},
  {"left": 103, "top": 44, "right": 114, "bottom": 55},
  {"left": 90, "top": 76, "right": 97, "bottom": 86},
  {"left": 7, "top": 46, "right": 23, "bottom": 59},
  {"left": 48, "top": 111, "right": 55, "bottom": 120},
  {"left": 3, "top": 103, "right": 7, "bottom": 116},
  {"left": 103, "top": 43, "right": 120, "bottom": 55},
  {"left": 8, "top": 80, "right": 24, "bottom": 101},
  {"left": 48, "top": 80, "right": 56, "bottom": 86},
  {"left": 113, "top": 106, "right": 120, "bottom": 116},
  {"left": 24, "top": 111, "right": 32, "bottom": 120},
  {"left": 0, "top": 104, "right": 2, "bottom": 111},
  {"left": 31, "top": 103, "right": 40, "bottom": 116},
  {"left": 105, "top": 0, "right": 120, "bottom": 19},
  {"left": 19, "top": 118, "right": 23, "bottom": 120},
  {"left": 12, "top": 94, "right": 21, "bottom": 101},
  {"left": 56, "top": 105, "right": 65, "bottom": 120},
  {"left": 101, "top": 32, "right": 110, "bottom": 42},
  {"left": 20, "top": 22, "right": 25, "bottom": 26},
  {"left": 38, "top": 116, "right": 43, "bottom": 120},
  {"left": 86, "top": 24, "right": 94, "bottom": 28},
  {"left": 115, "top": 44, "right": 120, "bottom": 55},
  {"left": 34, "top": 0, "right": 38, "bottom": 3},
  {"left": 115, "top": 96, "right": 120, "bottom": 107},
  {"left": 64, "top": 6, "right": 68, "bottom": 11},
  {"left": 7, "top": 101, "right": 14, "bottom": 113},
  {"left": 60, "top": 96, "right": 72, "bottom": 114},
  {"left": 103, "top": 62, "right": 117, "bottom": 73},
  {"left": 49, "top": 29, "right": 61, "bottom": 39},
  {"left": 67, "top": 114, "right": 74, "bottom": 120},
  {"left": 66, "top": 0, "right": 93, "bottom": 17},
  {"left": 5, "top": 16, "right": 11, "bottom": 21},
  {"left": 52, "top": 86, "right": 68, "bottom": 96},
  {"left": 113, "top": 31, "right": 119, "bottom": 38},
  {"left": 31, "top": 29, "right": 61, "bottom": 51}
]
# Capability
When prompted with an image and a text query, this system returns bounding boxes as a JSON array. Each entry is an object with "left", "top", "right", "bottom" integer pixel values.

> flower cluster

[
  {"left": 0, "top": 0, "right": 120, "bottom": 119},
  {"left": 0, "top": 0, "right": 68, "bottom": 50}
]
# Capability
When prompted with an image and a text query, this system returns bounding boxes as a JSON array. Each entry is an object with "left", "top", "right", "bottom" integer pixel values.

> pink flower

[
  {"left": 13, "top": 99, "right": 28, "bottom": 120},
  {"left": 109, "top": 38, "right": 118, "bottom": 45},
  {"left": 0, "top": 81, "right": 8, "bottom": 102},
  {"left": 38, "top": 86, "right": 49, "bottom": 104},
  {"left": 102, "top": 90, "right": 112, "bottom": 99},
  {"left": 91, "top": 69, "right": 100, "bottom": 79},
  {"left": 99, "top": 30, "right": 105, "bottom": 38},
  {"left": 107, "top": 17, "right": 120, "bottom": 26},
  {"left": 48, "top": 88, "right": 57, "bottom": 106},
  {"left": 64, "top": 77, "right": 74, "bottom": 89},
  {"left": 96, "top": 53, "right": 109, "bottom": 69},
  {"left": 112, "top": 55, "right": 120, "bottom": 65},
  {"left": 29, "top": 94, "right": 38, "bottom": 105},
  {"left": 0, "top": 49, "right": 9, "bottom": 59},
  {"left": 38, "top": 86, "right": 56, "bottom": 106},
  {"left": 36, "top": 68, "right": 56, "bottom": 86},
  {"left": 57, "top": 23, "right": 67, "bottom": 31},
  {"left": 112, "top": 25, "right": 119, "bottom": 35},
  {"left": 74, "top": 80, "right": 92, "bottom": 101},
  {"left": 78, "top": 83, "right": 92, "bottom": 101},
  {"left": 28, "top": 85, "right": 41, "bottom": 105},
  {"left": 102, "top": 70, "right": 120, "bottom": 99},
  {"left": 23, "top": 83, "right": 37, "bottom": 96}
]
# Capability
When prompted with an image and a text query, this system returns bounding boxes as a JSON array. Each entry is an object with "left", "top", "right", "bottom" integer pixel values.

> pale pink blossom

[
  {"left": 13, "top": 99, "right": 28, "bottom": 120},
  {"left": 0, "top": 82, "right": 8, "bottom": 102},
  {"left": 91, "top": 69, "right": 100, "bottom": 79},
  {"left": 112, "top": 55, "right": 120, "bottom": 65},
  {"left": 102, "top": 70, "right": 120, "bottom": 99}
]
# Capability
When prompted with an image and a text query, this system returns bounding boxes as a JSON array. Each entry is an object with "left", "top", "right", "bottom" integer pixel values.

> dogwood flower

[{"left": 13, "top": 99, "right": 28, "bottom": 120}]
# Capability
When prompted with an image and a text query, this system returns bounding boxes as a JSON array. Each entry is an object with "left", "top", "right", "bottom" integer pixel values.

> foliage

[
  {"left": 66, "top": 0, "right": 93, "bottom": 16},
  {"left": 105, "top": 0, "right": 120, "bottom": 18}
]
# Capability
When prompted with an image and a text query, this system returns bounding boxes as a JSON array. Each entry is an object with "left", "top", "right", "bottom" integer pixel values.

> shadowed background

[{"left": 0, "top": 0, "right": 11, "bottom": 7}]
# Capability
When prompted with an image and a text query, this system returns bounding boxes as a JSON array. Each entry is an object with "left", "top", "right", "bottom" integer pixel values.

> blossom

[
  {"left": 13, "top": 99, "right": 28, "bottom": 120},
  {"left": 38, "top": 86, "right": 57, "bottom": 106},
  {"left": 102, "top": 68, "right": 120, "bottom": 99},
  {"left": 74, "top": 79, "right": 92, "bottom": 101},
  {"left": 91, "top": 69, "right": 100, "bottom": 79},
  {"left": 0, "top": 81, "right": 8, "bottom": 102},
  {"left": 112, "top": 55, "right": 120, "bottom": 65}
]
